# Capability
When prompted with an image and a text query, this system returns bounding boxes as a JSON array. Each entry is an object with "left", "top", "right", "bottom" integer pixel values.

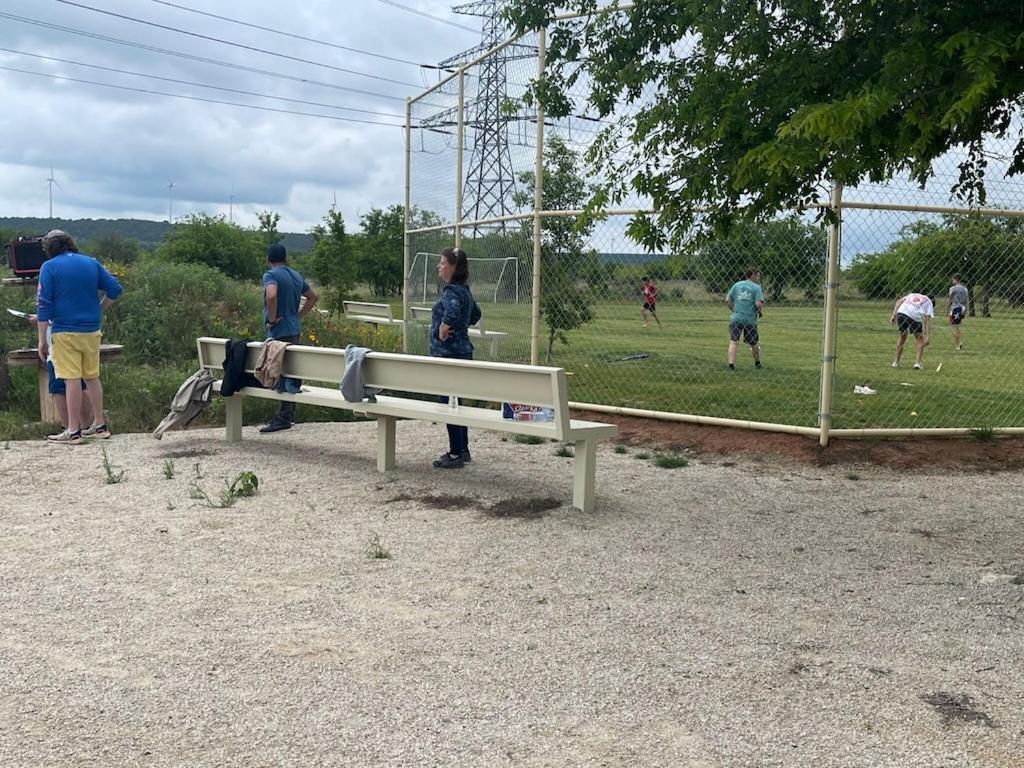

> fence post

[
  {"left": 455, "top": 69, "right": 465, "bottom": 250},
  {"left": 818, "top": 182, "right": 844, "bottom": 447},
  {"left": 402, "top": 96, "right": 412, "bottom": 353},
  {"left": 529, "top": 27, "right": 547, "bottom": 365}
]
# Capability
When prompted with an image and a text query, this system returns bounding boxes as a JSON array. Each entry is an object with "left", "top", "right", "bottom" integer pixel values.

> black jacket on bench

[{"left": 220, "top": 339, "right": 263, "bottom": 396}]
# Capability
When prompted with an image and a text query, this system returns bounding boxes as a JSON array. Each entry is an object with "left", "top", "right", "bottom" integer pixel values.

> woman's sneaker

[
  {"left": 49, "top": 430, "right": 83, "bottom": 445},
  {"left": 82, "top": 423, "right": 112, "bottom": 439},
  {"left": 432, "top": 452, "right": 465, "bottom": 469},
  {"left": 46, "top": 429, "right": 70, "bottom": 442}
]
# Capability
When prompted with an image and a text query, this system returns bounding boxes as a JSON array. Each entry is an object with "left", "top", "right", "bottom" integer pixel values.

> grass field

[{"left": 396, "top": 296, "right": 1024, "bottom": 430}]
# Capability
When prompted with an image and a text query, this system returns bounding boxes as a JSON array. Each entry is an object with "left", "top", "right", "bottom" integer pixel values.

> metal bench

[
  {"left": 196, "top": 337, "right": 618, "bottom": 511},
  {"left": 341, "top": 301, "right": 404, "bottom": 327}
]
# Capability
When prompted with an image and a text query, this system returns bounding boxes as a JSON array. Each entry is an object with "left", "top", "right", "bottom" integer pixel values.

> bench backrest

[
  {"left": 196, "top": 337, "right": 572, "bottom": 439},
  {"left": 342, "top": 301, "right": 393, "bottom": 320}
]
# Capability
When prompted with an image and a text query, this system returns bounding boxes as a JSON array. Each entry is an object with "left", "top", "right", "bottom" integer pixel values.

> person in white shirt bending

[{"left": 890, "top": 292, "right": 934, "bottom": 369}]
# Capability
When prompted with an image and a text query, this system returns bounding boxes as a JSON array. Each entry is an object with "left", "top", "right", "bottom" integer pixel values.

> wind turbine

[
  {"left": 46, "top": 166, "right": 61, "bottom": 220},
  {"left": 229, "top": 186, "right": 236, "bottom": 223},
  {"left": 167, "top": 180, "right": 175, "bottom": 222}
]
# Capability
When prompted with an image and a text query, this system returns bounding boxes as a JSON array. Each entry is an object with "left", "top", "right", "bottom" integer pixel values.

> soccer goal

[{"left": 408, "top": 252, "right": 521, "bottom": 304}]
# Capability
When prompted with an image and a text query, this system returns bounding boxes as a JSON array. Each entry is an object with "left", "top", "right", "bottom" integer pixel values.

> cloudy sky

[{"left": 0, "top": 0, "right": 478, "bottom": 231}]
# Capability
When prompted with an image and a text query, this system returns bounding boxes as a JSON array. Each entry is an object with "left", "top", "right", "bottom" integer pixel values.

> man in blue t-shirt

[
  {"left": 35, "top": 229, "right": 122, "bottom": 444},
  {"left": 725, "top": 268, "right": 765, "bottom": 370},
  {"left": 260, "top": 243, "right": 318, "bottom": 433}
]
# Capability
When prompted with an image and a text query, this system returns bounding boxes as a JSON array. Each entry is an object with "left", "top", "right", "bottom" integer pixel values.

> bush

[
  {"left": 158, "top": 214, "right": 264, "bottom": 281},
  {"left": 104, "top": 256, "right": 263, "bottom": 366}
]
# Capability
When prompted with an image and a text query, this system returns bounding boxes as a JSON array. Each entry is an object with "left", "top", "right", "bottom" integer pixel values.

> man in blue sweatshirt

[{"left": 35, "top": 229, "right": 123, "bottom": 445}]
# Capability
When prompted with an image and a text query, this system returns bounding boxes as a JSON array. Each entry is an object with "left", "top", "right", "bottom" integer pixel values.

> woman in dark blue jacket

[{"left": 431, "top": 247, "right": 481, "bottom": 468}]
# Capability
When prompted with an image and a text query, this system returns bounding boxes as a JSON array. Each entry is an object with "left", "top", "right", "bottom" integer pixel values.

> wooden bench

[
  {"left": 409, "top": 306, "right": 509, "bottom": 357},
  {"left": 196, "top": 337, "right": 618, "bottom": 511},
  {"left": 341, "top": 301, "right": 404, "bottom": 328}
]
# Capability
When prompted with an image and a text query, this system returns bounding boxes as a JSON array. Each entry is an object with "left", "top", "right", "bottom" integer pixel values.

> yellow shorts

[{"left": 51, "top": 331, "right": 102, "bottom": 380}]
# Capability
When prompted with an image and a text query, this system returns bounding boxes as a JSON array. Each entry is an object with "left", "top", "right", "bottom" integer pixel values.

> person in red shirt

[{"left": 641, "top": 276, "right": 663, "bottom": 328}]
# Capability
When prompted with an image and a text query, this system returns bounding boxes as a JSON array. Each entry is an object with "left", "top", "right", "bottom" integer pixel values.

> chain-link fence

[{"left": 405, "top": 9, "right": 1024, "bottom": 442}]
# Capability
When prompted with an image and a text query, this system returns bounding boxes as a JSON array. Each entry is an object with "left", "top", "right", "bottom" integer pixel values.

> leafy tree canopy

[
  {"left": 505, "top": 1, "right": 1024, "bottom": 248},
  {"left": 158, "top": 213, "right": 264, "bottom": 281}
]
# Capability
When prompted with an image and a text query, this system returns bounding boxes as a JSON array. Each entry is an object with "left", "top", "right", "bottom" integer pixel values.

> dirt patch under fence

[{"left": 584, "top": 410, "right": 1024, "bottom": 471}]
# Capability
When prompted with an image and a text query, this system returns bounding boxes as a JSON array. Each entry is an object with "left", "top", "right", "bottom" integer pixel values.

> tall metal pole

[
  {"left": 529, "top": 27, "right": 546, "bottom": 365},
  {"left": 403, "top": 97, "right": 413, "bottom": 353},
  {"left": 454, "top": 69, "right": 465, "bottom": 250},
  {"left": 818, "top": 182, "right": 843, "bottom": 447}
]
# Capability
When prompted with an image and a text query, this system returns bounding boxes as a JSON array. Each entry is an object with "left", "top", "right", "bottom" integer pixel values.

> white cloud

[{"left": 0, "top": 0, "right": 476, "bottom": 231}]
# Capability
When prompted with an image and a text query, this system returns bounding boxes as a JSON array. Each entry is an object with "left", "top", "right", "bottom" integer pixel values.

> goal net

[{"left": 408, "top": 252, "right": 521, "bottom": 304}]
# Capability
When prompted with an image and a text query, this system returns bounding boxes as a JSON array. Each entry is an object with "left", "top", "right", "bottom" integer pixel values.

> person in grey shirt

[{"left": 947, "top": 274, "right": 970, "bottom": 352}]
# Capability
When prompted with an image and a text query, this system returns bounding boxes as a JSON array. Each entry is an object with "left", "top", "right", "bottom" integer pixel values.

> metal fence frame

[{"left": 404, "top": 8, "right": 1024, "bottom": 445}]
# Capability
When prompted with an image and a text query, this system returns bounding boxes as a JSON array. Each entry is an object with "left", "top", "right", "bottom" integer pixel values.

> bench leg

[
  {"left": 224, "top": 396, "right": 242, "bottom": 443},
  {"left": 377, "top": 416, "right": 396, "bottom": 472},
  {"left": 573, "top": 438, "right": 598, "bottom": 512}
]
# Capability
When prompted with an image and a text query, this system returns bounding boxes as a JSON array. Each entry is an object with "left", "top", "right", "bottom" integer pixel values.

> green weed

[
  {"left": 514, "top": 434, "right": 544, "bottom": 445},
  {"left": 191, "top": 471, "right": 259, "bottom": 508},
  {"left": 366, "top": 531, "right": 391, "bottom": 560},
  {"left": 969, "top": 427, "right": 996, "bottom": 443},
  {"left": 634, "top": 452, "right": 650, "bottom": 460},
  {"left": 653, "top": 452, "right": 689, "bottom": 469},
  {"left": 554, "top": 445, "right": 574, "bottom": 457},
  {"left": 846, "top": 472, "right": 861, "bottom": 481},
  {"left": 613, "top": 444, "right": 628, "bottom": 454},
  {"left": 101, "top": 447, "right": 126, "bottom": 484},
  {"left": 162, "top": 459, "right": 175, "bottom": 479}
]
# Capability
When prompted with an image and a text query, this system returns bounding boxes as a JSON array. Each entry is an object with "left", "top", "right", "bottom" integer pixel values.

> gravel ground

[{"left": 1, "top": 421, "right": 1022, "bottom": 768}]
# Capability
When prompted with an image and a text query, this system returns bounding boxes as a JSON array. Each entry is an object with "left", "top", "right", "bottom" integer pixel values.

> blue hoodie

[
  {"left": 36, "top": 251, "right": 123, "bottom": 333},
  {"left": 429, "top": 282, "right": 481, "bottom": 359}
]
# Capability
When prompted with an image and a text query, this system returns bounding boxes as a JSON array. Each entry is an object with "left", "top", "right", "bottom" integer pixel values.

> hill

[{"left": 0, "top": 217, "right": 314, "bottom": 253}]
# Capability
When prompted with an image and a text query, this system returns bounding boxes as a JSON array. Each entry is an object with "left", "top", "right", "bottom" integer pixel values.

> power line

[
  {"left": 377, "top": 0, "right": 479, "bottom": 33},
  {"left": 54, "top": 0, "right": 421, "bottom": 88},
  {"left": 0, "top": 47, "right": 406, "bottom": 119},
  {"left": 0, "top": 65, "right": 407, "bottom": 127},
  {"left": 146, "top": 0, "right": 430, "bottom": 69},
  {"left": 0, "top": 12, "right": 411, "bottom": 103}
]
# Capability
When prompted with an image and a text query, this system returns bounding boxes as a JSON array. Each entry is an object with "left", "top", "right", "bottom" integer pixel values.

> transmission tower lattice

[{"left": 421, "top": 2, "right": 536, "bottom": 233}]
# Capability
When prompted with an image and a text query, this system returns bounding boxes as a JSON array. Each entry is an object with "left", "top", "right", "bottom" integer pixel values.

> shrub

[
  {"left": 103, "top": 256, "right": 263, "bottom": 366},
  {"left": 158, "top": 214, "right": 264, "bottom": 281}
]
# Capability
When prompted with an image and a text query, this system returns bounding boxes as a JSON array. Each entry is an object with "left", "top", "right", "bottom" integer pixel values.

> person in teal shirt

[{"left": 725, "top": 268, "right": 765, "bottom": 370}]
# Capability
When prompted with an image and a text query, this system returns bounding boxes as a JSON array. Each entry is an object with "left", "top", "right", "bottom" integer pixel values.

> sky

[{"left": 0, "top": 0, "right": 478, "bottom": 232}]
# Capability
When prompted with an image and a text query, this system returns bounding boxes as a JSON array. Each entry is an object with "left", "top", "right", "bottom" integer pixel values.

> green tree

[
  {"left": 355, "top": 205, "right": 405, "bottom": 297},
  {"left": 308, "top": 209, "right": 353, "bottom": 309},
  {"left": 158, "top": 214, "right": 263, "bottom": 281},
  {"left": 256, "top": 210, "right": 282, "bottom": 246},
  {"left": 506, "top": 1, "right": 1024, "bottom": 247},
  {"left": 515, "top": 135, "right": 597, "bottom": 362},
  {"left": 850, "top": 217, "right": 1024, "bottom": 315},
  {"left": 82, "top": 232, "right": 143, "bottom": 265},
  {"left": 695, "top": 218, "right": 826, "bottom": 300}
]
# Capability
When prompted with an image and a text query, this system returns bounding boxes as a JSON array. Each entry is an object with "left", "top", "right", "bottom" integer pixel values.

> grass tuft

[
  {"left": 634, "top": 452, "right": 650, "bottom": 460},
  {"left": 653, "top": 452, "right": 689, "bottom": 469},
  {"left": 612, "top": 444, "right": 628, "bottom": 454},
  {"left": 554, "top": 445, "right": 574, "bottom": 457},
  {"left": 162, "top": 459, "right": 175, "bottom": 480},
  {"left": 514, "top": 434, "right": 544, "bottom": 445},
  {"left": 969, "top": 427, "right": 996, "bottom": 443},
  {"left": 366, "top": 531, "right": 391, "bottom": 560},
  {"left": 101, "top": 447, "right": 126, "bottom": 484}
]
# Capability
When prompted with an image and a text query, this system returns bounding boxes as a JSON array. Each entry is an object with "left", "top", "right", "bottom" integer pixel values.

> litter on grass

[{"left": 853, "top": 385, "right": 877, "bottom": 395}]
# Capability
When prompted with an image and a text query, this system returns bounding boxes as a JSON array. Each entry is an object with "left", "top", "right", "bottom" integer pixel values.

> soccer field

[{"left": 395, "top": 298, "right": 1024, "bottom": 430}]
